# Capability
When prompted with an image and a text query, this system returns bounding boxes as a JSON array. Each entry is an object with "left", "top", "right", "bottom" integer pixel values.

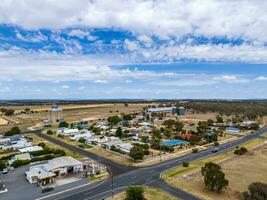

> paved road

[
  {"left": 34, "top": 127, "right": 267, "bottom": 200},
  {"left": 34, "top": 131, "right": 135, "bottom": 176}
]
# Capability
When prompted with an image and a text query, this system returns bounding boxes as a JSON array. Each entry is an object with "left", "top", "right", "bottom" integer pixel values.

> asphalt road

[{"left": 34, "top": 127, "right": 267, "bottom": 200}]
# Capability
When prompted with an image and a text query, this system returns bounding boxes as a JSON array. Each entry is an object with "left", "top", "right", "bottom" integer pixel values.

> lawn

[
  {"left": 107, "top": 186, "right": 179, "bottom": 200},
  {"left": 164, "top": 139, "right": 267, "bottom": 200}
]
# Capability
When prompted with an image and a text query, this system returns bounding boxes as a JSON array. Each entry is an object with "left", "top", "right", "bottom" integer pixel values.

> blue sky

[{"left": 0, "top": 0, "right": 267, "bottom": 99}]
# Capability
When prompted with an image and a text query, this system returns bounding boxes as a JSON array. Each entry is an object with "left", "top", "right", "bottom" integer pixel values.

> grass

[
  {"left": 107, "top": 186, "right": 179, "bottom": 200},
  {"left": 163, "top": 138, "right": 267, "bottom": 200}
]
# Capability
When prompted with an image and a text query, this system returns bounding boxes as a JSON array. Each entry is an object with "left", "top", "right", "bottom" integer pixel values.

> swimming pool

[
  {"left": 225, "top": 127, "right": 240, "bottom": 133},
  {"left": 161, "top": 139, "right": 188, "bottom": 147}
]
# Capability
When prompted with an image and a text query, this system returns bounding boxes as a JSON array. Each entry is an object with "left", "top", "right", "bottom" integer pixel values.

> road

[{"left": 33, "top": 126, "right": 267, "bottom": 200}]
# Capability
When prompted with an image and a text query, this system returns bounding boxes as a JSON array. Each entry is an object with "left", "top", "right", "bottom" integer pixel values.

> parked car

[
  {"left": 41, "top": 187, "right": 54, "bottom": 193},
  {"left": 212, "top": 148, "right": 219, "bottom": 153},
  {"left": 2, "top": 168, "right": 8, "bottom": 174}
]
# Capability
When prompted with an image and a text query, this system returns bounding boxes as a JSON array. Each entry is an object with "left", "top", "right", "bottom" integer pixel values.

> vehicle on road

[
  {"left": 2, "top": 168, "right": 8, "bottom": 174},
  {"left": 41, "top": 187, "right": 54, "bottom": 193},
  {"left": 212, "top": 148, "right": 219, "bottom": 153}
]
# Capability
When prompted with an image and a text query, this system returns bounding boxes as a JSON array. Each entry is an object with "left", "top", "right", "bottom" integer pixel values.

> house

[
  {"left": 70, "top": 132, "right": 93, "bottom": 141},
  {"left": 25, "top": 156, "right": 83, "bottom": 185},
  {"left": 12, "top": 139, "right": 32, "bottom": 150},
  {"left": 19, "top": 146, "right": 43, "bottom": 153},
  {"left": 56, "top": 128, "right": 79, "bottom": 136},
  {"left": 115, "top": 143, "right": 133, "bottom": 154}
]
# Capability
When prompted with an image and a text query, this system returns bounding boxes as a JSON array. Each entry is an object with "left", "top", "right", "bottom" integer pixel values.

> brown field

[
  {"left": 107, "top": 186, "right": 179, "bottom": 200},
  {"left": 0, "top": 116, "right": 8, "bottom": 125},
  {"left": 164, "top": 139, "right": 267, "bottom": 200},
  {"left": 0, "top": 103, "right": 148, "bottom": 134}
]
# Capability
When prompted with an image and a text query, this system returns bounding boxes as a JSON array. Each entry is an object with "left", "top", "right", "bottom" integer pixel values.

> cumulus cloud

[{"left": 213, "top": 75, "right": 249, "bottom": 83}]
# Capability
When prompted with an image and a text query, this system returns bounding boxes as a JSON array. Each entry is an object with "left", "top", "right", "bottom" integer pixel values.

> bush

[
  {"left": 11, "top": 160, "right": 31, "bottom": 168},
  {"left": 0, "top": 160, "right": 7, "bottom": 170},
  {"left": 46, "top": 130, "right": 53, "bottom": 135},
  {"left": 214, "top": 141, "right": 219, "bottom": 146},
  {"left": 30, "top": 149, "right": 53, "bottom": 156},
  {"left": 126, "top": 186, "right": 145, "bottom": 200},
  {"left": 234, "top": 146, "right": 248, "bottom": 155},
  {"left": 182, "top": 161, "right": 189, "bottom": 167},
  {"left": 52, "top": 149, "right": 66, "bottom": 156},
  {"left": 38, "top": 142, "right": 46, "bottom": 149},
  {"left": 192, "top": 148, "right": 198, "bottom": 153},
  {"left": 243, "top": 182, "right": 267, "bottom": 200},
  {"left": 78, "top": 137, "right": 86, "bottom": 143},
  {"left": 58, "top": 121, "right": 69, "bottom": 128}
]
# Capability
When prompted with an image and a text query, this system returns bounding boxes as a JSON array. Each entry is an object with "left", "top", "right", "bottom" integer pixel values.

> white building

[
  {"left": 115, "top": 143, "right": 133, "bottom": 154},
  {"left": 56, "top": 128, "right": 79, "bottom": 136},
  {"left": 25, "top": 156, "right": 83, "bottom": 185},
  {"left": 19, "top": 146, "right": 43, "bottom": 153},
  {"left": 70, "top": 132, "right": 93, "bottom": 141}
]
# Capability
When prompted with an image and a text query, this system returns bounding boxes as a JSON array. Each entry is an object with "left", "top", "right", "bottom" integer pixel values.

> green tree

[
  {"left": 58, "top": 121, "right": 69, "bottom": 128},
  {"left": 126, "top": 186, "right": 145, "bottom": 200},
  {"left": 243, "top": 182, "right": 267, "bottom": 200},
  {"left": 129, "top": 146, "right": 144, "bottom": 160},
  {"left": 207, "top": 119, "right": 214, "bottom": 126},
  {"left": 216, "top": 115, "right": 224, "bottom": 123},
  {"left": 107, "top": 115, "right": 121, "bottom": 125},
  {"left": 78, "top": 137, "right": 86, "bottom": 143},
  {"left": 116, "top": 126, "right": 123, "bottom": 138},
  {"left": 0, "top": 160, "right": 7, "bottom": 170},
  {"left": 123, "top": 114, "right": 133, "bottom": 121},
  {"left": 5, "top": 126, "right": 21, "bottom": 136},
  {"left": 201, "top": 162, "right": 229, "bottom": 192}
]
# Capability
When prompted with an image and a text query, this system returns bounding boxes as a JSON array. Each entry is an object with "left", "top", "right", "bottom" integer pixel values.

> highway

[{"left": 35, "top": 127, "right": 267, "bottom": 200}]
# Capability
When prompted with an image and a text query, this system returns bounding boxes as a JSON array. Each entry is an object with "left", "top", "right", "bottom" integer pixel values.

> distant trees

[
  {"left": 122, "top": 114, "right": 132, "bottom": 121},
  {"left": 201, "top": 162, "right": 229, "bottom": 193},
  {"left": 126, "top": 186, "right": 145, "bottom": 200},
  {"left": 5, "top": 126, "right": 21, "bottom": 136},
  {"left": 129, "top": 146, "right": 144, "bottom": 160},
  {"left": 243, "top": 182, "right": 267, "bottom": 200},
  {"left": 1, "top": 108, "right": 15, "bottom": 116},
  {"left": 216, "top": 115, "right": 224, "bottom": 123},
  {"left": 58, "top": 121, "right": 69, "bottom": 128},
  {"left": 162, "top": 119, "right": 184, "bottom": 132}
]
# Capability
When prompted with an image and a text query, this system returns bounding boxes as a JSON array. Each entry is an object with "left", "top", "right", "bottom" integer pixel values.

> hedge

[{"left": 11, "top": 160, "right": 31, "bottom": 168}]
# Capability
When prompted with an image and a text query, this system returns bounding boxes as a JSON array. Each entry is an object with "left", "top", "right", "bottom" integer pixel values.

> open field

[
  {"left": 107, "top": 186, "right": 179, "bottom": 200},
  {"left": 0, "top": 103, "right": 148, "bottom": 134},
  {"left": 0, "top": 116, "right": 8, "bottom": 125},
  {"left": 164, "top": 138, "right": 267, "bottom": 200}
]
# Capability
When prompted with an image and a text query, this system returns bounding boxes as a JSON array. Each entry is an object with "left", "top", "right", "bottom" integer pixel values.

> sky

[{"left": 0, "top": 0, "right": 267, "bottom": 99}]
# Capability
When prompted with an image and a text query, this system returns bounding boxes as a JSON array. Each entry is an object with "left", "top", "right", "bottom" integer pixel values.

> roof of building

[
  {"left": 26, "top": 166, "right": 55, "bottom": 179},
  {"left": 19, "top": 146, "right": 43, "bottom": 153},
  {"left": 43, "top": 156, "right": 82, "bottom": 171}
]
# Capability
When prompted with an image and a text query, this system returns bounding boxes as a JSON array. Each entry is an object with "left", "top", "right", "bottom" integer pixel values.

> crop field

[{"left": 0, "top": 116, "right": 8, "bottom": 125}]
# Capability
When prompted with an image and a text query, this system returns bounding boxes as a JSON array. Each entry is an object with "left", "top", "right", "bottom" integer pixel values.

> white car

[{"left": 2, "top": 168, "right": 8, "bottom": 174}]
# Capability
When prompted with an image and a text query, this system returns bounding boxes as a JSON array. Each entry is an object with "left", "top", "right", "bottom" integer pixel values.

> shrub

[
  {"left": 214, "top": 141, "right": 219, "bottom": 146},
  {"left": 11, "top": 160, "right": 31, "bottom": 168},
  {"left": 30, "top": 149, "right": 53, "bottom": 156},
  {"left": 78, "top": 137, "right": 86, "bottom": 143},
  {"left": 192, "top": 148, "right": 198, "bottom": 153},
  {"left": 38, "top": 142, "right": 46, "bottom": 149},
  {"left": 0, "top": 160, "right": 7, "bottom": 170},
  {"left": 31, "top": 154, "right": 55, "bottom": 162},
  {"left": 129, "top": 146, "right": 144, "bottom": 160},
  {"left": 182, "top": 161, "right": 189, "bottom": 167},
  {"left": 126, "top": 186, "right": 145, "bottom": 200},
  {"left": 58, "top": 121, "right": 69, "bottom": 128},
  {"left": 234, "top": 146, "right": 248, "bottom": 155},
  {"left": 243, "top": 182, "right": 267, "bottom": 200},
  {"left": 46, "top": 130, "right": 53, "bottom": 135}
]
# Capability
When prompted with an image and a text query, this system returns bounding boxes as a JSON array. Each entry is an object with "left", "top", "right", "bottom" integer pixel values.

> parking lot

[{"left": 0, "top": 165, "right": 89, "bottom": 200}]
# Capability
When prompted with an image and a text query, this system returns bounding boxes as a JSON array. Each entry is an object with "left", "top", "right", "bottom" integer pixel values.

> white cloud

[
  {"left": 255, "top": 76, "right": 267, "bottom": 81},
  {"left": 0, "top": 0, "right": 267, "bottom": 43},
  {"left": 213, "top": 75, "right": 249, "bottom": 83},
  {"left": 61, "top": 85, "right": 70, "bottom": 88}
]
